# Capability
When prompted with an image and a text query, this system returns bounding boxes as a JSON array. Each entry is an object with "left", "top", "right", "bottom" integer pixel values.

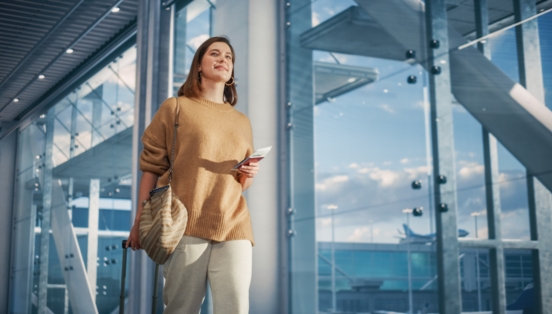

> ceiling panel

[{"left": 0, "top": 0, "right": 138, "bottom": 122}]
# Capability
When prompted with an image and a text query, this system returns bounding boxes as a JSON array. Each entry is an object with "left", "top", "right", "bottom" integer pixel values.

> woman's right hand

[{"left": 126, "top": 224, "right": 141, "bottom": 251}]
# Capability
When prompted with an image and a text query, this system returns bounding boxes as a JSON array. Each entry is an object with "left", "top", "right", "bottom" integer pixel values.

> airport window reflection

[
  {"left": 10, "top": 46, "right": 136, "bottom": 314},
  {"left": 287, "top": 0, "right": 552, "bottom": 313}
]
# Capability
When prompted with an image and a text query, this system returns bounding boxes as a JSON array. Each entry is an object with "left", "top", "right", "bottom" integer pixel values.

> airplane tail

[{"left": 403, "top": 224, "right": 418, "bottom": 238}]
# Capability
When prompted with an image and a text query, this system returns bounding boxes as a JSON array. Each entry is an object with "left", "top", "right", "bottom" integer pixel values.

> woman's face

[{"left": 198, "top": 42, "right": 234, "bottom": 84}]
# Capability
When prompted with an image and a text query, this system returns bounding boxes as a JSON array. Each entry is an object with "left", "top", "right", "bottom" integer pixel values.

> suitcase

[{"left": 120, "top": 239, "right": 160, "bottom": 314}]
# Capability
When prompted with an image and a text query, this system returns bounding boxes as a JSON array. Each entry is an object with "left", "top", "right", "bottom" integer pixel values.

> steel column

[
  {"left": 87, "top": 179, "right": 100, "bottom": 302},
  {"left": 38, "top": 108, "right": 55, "bottom": 314},
  {"left": 8, "top": 127, "right": 36, "bottom": 314},
  {"left": 474, "top": 0, "right": 507, "bottom": 312},
  {"left": 514, "top": 0, "right": 552, "bottom": 312},
  {"left": 285, "top": 1, "right": 317, "bottom": 313},
  {"left": 0, "top": 131, "right": 18, "bottom": 313},
  {"left": 129, "top": 0, "right": 173, "bottom": 313},
  {"left": 424, "top": 0, "right": 462, "bottom": 313}
]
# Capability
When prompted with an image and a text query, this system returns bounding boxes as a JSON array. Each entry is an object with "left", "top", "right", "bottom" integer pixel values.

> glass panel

[
  {"left": 460, "top": 248, "right": 492, "bottom": 312},
  {"left": 504, "top": 249, "right": 535, "bottom": 312},
  {"left": 497, "top": 141, "right": 531, "bottom": 240},
  {"left": 173, "top": 0, "right": 213, "bottom": 95},
  {"left": 300, "top": 1, "right": 439, "bottom": 313},
  {"left": 10, "top": 46, "right": 136, "bottom": 314},
  {"left": 453, "top": 105, "right": 489, "bottom": 240},
  {"left": 539, "top": 12, "right": 552, "bottom": 109}
]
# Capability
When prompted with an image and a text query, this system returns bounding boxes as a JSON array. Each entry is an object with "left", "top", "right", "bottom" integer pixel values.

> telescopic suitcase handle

[
  {"left": 119, "top": 240, "right": 160, "bottom": 314},
  {"left": 120, "top": 240, "right": 128, "bottom": 314}
]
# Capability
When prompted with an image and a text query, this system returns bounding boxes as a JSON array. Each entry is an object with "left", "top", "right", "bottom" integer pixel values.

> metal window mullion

[
  {"left": 37, "top": 107, "right": 56, "bottom": 314},
  {"left": 474, "top": 0, "right": 507, "bottom": 312},
  {"left": 424, "top": 1, "right": 462, "bottom": 313},
  {"left": 128, "top": 0, "right": 173, "bottom": 313},
  {"left": 514, "top": 0, "right": 552, "bottom": 312}
]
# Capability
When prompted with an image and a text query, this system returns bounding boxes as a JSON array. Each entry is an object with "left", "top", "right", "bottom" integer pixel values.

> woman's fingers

[{"left": 239, "top": 162, "right": 260, "bottom": 178}]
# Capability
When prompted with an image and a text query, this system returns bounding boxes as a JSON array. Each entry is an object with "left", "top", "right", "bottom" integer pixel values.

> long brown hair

[{"left": 177, "top": 36, "right": 238, "bottom": 106}]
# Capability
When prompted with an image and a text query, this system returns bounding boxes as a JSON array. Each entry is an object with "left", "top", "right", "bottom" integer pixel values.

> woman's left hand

[{"left": 238, "top": 162, "right": 260, "bottom": 178}]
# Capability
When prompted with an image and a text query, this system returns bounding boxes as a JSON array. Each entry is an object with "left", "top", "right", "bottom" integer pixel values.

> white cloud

[
  {"left": 319, "top": 218, "right": 332, "bottom": 227},
  {"left": 348, "top": 227, "right": 369, "bottom": 241},
  {"left": 400, "top": 158, "right": 409, "bottom": 164},
  {"left": 349, "top": 163, "right": 359, "bottom": 169},
  {"left": 414, "top": 100, "right": 428, "bottom": 110},
  {"left": 188, "top": 34, "right": 210, "bottom": 50},
  {"left": 458, "top": 161, "right": 484, "bottom": 178},
  {"left": 369, "top": 168, "right": 400, "bottom": 187},
  {"left": 312, "top": 12, "right": 321, "bottom": 27},
  {"left": 404, "top": 166, "right": 431, "bottom": 179},
  {"left": 316, "top": 175, "right": 350, "bottom": 191},
  {"left": 379, "top": 104, "right": 396, "bottom": 114}
]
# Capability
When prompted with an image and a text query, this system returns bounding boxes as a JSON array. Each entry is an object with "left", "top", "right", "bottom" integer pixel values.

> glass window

[{"left": 10, "top": 46, "right": 136, "bottom": 314}]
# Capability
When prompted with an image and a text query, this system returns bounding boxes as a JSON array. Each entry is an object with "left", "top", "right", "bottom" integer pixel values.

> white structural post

[
  {"left": 214, "top": 1, "right": 280, "bottom": 313},
  {"left": 403, "top": 209, "right": 413, "bottom": 314},
  {"left": 87, "top": 179, "right": 100, "bottom": 302}
]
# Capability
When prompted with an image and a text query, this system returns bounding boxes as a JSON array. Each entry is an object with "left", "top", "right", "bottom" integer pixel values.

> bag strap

[{"left": 168, "top": 97, "right": 180, "bottom": 183}]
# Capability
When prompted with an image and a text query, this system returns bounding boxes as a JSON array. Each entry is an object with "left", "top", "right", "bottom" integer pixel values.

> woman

[{"left": 126, "top": 36, "right": 259, "bottom": 314}]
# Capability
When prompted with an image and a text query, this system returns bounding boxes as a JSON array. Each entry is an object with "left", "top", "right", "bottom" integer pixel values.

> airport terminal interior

[{"left": 1, "top": 0, "right": 552, "bottom": 313}]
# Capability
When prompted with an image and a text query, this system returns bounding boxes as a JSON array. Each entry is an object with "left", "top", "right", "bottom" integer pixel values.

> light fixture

[
  {"left": 13, "top": 98, "right": 19, "bottom": 103},
  {"left": 383, "top": 89, "right": 389, "bottom": 93},
  {"left": 480, "top": 40, "right": 487, "bottom": 44},
  {"left": 111, "top": 6, "right": 120, "bottom": 13},
  {"left": 38, "top": 74, "right": 45, "bottom": 79},
  {"left": 347, "top": 77, "right": 356, "bottom": 83},
  {"left": 66, "top": 48, "right": 74, "bottom": 54},
  {"left": 40, "top": 114, "right": 46, "bottom": 119}
]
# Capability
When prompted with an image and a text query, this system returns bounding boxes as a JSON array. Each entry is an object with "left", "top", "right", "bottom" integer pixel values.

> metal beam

[
  {"left": 8, "top": 126, "right": 38, "bottom": 314},
  {"left": 424, "top": 1, "right": 462, "bottom": 313},
  {"left": 458, "top": 239, "right": 539, "bottom": 250},
  {"left": 514, "top": 0, "right": 552, "bottom": 312},
  {"left": 0, "top": 130, "right": 17, "bottom": 313},
  {"left": 129, "top": 0, "right": 173, "bottom": 313},
  {"left": 38, "top": 108, "right": 55, "bottom": 314},
  {"left": 286, "top": 0, "right": 317, "bottom": 313},
  {"left": 474, "top": 0, "right": 506, "bottom": 312},
  {"left": 87, "top": 179, "right": 100, "bottom": 302},
  {"left": 50, "top": 180, "right": 98, "bottom": 314}
]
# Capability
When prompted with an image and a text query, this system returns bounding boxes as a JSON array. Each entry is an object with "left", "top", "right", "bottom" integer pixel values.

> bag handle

[{"left": 168, "top": 97, "right": 180, "bottom": 183}]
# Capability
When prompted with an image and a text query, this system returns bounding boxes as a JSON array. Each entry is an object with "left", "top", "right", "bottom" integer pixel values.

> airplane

[{"left": 397, "top": 224, "right": 469, "bottom": 244}]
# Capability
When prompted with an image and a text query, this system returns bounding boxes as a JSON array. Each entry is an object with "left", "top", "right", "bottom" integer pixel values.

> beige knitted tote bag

[{"left": 139, "top": 97, "right": 188, "bottom": 264}]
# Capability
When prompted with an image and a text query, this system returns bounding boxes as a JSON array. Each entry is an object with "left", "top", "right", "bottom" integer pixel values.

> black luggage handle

[
  {"left": 120, "top": 240, "right": 128, "bottom": 314},
  {"left": 120, "top": 239, "right": 160, "bottom": 314}
]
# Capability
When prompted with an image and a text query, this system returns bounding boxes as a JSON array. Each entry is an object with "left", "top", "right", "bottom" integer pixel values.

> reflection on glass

[
  {"left": 459, "top": 248, "right": 491, "bottom": 312},
  {"left": 10, "top": 46, "right": 136, "bottom": 313},
  {"left": 306, "top": 0, "right": 438, "bottom": 311},
  {"left": 173, "top": 0, "right": 212, "bottom": 95},
  {"left": 453, "top": 105, "right": 489, "bottom": 240},
  {"left": 497, "top": 141, "right": 531, "bottom": 241},
  {"left": 504, "top": 250, "right": 534, "bottom": 313}
]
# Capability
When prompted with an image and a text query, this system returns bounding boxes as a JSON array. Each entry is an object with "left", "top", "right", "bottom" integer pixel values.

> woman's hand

[
  {"left": 238, "top": 161, "right": 260, "bottom": 178},
  {"left": 126, "top": 224, "right": 141, "bottom": 251}
]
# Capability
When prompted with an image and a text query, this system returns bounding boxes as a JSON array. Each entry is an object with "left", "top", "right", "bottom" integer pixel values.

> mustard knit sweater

[{"left": 139, "top": 96, "right": 255, "bottom": 245}]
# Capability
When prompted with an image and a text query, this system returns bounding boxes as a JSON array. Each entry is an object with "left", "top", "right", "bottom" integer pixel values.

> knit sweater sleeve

[{"left": 139, "top": 97, "right": 177, "bottom": 176}]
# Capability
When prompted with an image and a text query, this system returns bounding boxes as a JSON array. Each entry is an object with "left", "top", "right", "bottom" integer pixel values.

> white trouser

[{"left": 162, "top": 235, "right": 252, "bottom": 314}]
